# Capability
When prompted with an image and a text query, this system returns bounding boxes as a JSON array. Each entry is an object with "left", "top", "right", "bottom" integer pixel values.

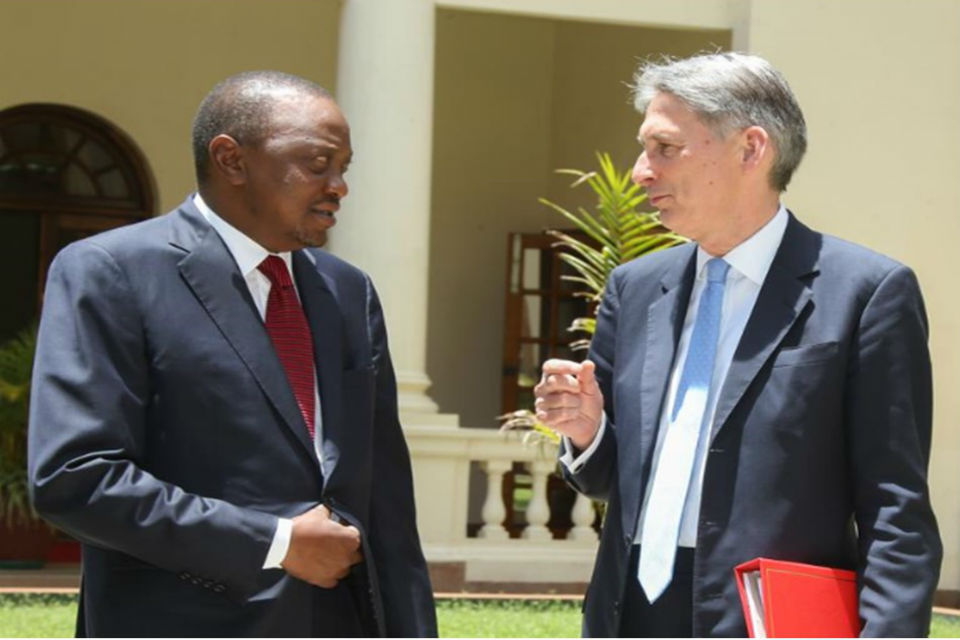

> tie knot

[
  {"left": 706, "top": 258, "right": 729, "bottom": 284},
  {"left": 258, "top": 255, "right": 293, "bottom": 288}
]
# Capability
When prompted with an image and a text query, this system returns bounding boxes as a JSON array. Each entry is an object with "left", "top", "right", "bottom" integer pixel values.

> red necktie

[{"left": 258, "top": 255, "right": 316, "bottom": 440}]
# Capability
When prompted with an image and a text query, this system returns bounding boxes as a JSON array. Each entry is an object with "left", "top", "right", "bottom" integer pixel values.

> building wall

[
  {"left": 744, "top": 0, "right": 960, "bottom": 590},
  {"left": 429, "top": 10, "right": 557, "bottom": 430},
  {"left": 0, "top": 0, "right": 342, "bottom": 213}
]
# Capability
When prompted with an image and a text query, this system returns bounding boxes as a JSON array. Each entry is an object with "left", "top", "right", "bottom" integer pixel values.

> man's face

[
  {"left": 632, "top": 92, "right": 743, "bottom": 245},
  {"left": 240, "top": 95, "right": 352, "bottom": 251}
]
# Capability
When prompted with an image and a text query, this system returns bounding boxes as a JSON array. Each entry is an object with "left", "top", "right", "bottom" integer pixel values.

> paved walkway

[{"left": 0, "top": 564, "right": 79, "bottom": 591}]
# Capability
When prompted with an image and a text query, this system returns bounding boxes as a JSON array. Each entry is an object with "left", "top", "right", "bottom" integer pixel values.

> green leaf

[{"left": 501, "top": 152, "right": 690, "bottom": 438}]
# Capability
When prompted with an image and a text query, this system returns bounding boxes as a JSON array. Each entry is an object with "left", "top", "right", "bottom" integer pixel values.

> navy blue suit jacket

[
  {"left": 565, "top": 213, "right": 941, "bottom": 636},
  {"left": 28, "top": 198, "right": 437, "bottom": 637}
]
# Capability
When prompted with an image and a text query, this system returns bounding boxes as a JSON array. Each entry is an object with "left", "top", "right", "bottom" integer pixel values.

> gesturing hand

[
  {"left": 533, "top": 359, "right": 604, "bottom": 451},
  {"left": 281, "top": 504, "right": 363, "bottom": 588}
]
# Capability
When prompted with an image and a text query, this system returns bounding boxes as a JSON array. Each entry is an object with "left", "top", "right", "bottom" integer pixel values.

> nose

[
  {"left": 327, "top": 171, "right": 348, "bottom": 199},
  {"left": 632, "top": 151, "right": 654, "bottom": 186}
]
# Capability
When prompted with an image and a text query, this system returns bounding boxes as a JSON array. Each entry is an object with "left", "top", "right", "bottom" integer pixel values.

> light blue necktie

[{"left": 638, "top": 257, "right": 730, "bottom": 602}]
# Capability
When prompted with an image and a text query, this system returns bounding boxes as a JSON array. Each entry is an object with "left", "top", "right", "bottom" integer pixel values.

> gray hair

[
  {"left": 192, "top": 70, "right": 332, "bottom": 185},
  {"left": 631, "top": 52, "right": 806, "bottom": 191}
]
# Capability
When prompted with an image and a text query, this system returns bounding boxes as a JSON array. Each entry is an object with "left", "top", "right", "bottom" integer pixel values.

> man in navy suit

[
  {"left": 28, "top": 71, "right": 436, "bottom": 637},
  {"left": 535, "top": 53, "right": 941, "bottom": 636}
]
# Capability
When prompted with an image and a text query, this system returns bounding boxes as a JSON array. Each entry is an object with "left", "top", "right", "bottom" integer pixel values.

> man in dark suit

[
  {"left": 535, "top": 53, "right": 941, "bottom": 637},
  {"left": 28, "top": 71, "right": 436, "bottom": 637}
]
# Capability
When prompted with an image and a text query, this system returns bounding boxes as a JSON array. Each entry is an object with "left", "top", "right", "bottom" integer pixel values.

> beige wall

[
  {"left": 0, "top": 0, "right": 342, "bottom": 214},
  {"left": 745, "top": 0, "right": 960, "bottom": 590},
  {"left": 429, "top": 9, "right": 556, "bottom": 429},
  {"left": 428, "top": 11, "right": 728, "bottom": 428}
]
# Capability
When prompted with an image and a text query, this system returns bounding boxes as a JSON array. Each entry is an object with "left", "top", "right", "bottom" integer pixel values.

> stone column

[{"left": 334, "top": 0, "right": 449, "bottom": 422}]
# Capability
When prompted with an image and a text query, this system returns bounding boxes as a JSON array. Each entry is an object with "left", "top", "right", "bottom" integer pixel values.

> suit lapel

[
  {"left": 172, "top": 201, "right": 318, "bottom": 464},
  {"left": 293, "top": 252, "right": 346, "bottom": 485},
  {"left": 710, "top": 214, "right": 820, "bottom": 439},
  {"left": 635, "top": 248, "right": 697, "bottom": 482}
]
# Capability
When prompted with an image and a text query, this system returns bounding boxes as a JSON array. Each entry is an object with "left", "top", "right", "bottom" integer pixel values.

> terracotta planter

[{"left": 0, "top": 519, "right": 57, "bottom": 568}]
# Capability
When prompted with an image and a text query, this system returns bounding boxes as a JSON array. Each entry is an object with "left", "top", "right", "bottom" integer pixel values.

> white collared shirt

[
  {"left": 562, "top": 205, "right": 789, "bottom": 547},
  {"left": 193, "top": 193, "right": 324, "bottom": 569}
]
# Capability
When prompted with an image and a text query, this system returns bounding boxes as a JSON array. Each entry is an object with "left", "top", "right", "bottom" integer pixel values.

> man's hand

[
  {"left": 534, "top": 359, "right": 604, "bottom": 451},
  {"left": 281, "top": 504, "right": 363, "bottom": 588}
]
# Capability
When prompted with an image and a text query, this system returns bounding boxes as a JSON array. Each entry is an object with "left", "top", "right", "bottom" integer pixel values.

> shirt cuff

[
  {"left": 559, "top": 413, "right": 607, "bottom": 473},
  {"left": 262, "top": 517, "right": 293, "bottom": 569}
]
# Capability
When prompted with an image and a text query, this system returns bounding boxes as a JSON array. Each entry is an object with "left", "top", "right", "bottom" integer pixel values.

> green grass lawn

[
  {"left": 438, "top": 599, "right": 581, "bottom": 637},
  {"left": 0, "top": 593, "right": 958, "bottom": 637},
  {"left": 0, "top": 594, "right": 76, "bottom": 638}
]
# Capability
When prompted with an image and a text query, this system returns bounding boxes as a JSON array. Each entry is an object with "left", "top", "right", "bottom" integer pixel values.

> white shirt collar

[
  {"left": 695, "top": 204, "right": 789, "bottom": 286},
  {"left": 192, "top": 193, "right": 293, "bottom": 277}
]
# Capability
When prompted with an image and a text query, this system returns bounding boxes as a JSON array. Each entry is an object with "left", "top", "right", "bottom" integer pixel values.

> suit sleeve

[
  {"left": 363, "top": 278, "right": 438, "bottom": 637},
  {"left": 561, "top": 269, "right": 621, "bottom": 501},
  {"left": 847, "top": 265, "right": 942, "bottom": 636},
  {"left": 28, "top": 241, "right": 277, "bottom": 600}
]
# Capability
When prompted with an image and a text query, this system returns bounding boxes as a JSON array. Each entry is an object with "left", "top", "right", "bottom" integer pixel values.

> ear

[
  {"left": 740, "top": 126, "right": 771, "bottom": 170},
  {"left": 208, "top": 134, "right": 247, "bottom": 186}
]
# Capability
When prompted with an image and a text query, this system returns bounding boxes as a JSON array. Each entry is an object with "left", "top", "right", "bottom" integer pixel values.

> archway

[{"left": 0, "top": 104, "right": 155, "bottom": 342}]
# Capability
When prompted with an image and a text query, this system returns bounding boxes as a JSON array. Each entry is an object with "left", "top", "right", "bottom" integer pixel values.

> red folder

[{"left": 734, "top": 558, "right": 860, "bottom": 638}]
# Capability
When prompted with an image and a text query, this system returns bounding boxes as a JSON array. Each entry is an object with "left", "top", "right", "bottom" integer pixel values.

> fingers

[
  {"left": 314, "top": 578, "right": 339, "bottom": 589},
  {"left": 540, "top": 358, "right": 582, "bottom": 376},
  {"left": 535, "top": 359, "right": 599, "bottom": 397},
  {"left": 578, "top": 360, "right": 597, "bottom": 391},
  {"left": 535, "top": 361, "right": 579, "bottom": 396},
  {"left": 535, "top": 404, "right": 584, "bottom": 425},
  {"left": 536, "top": 360, "right": 580, "bottom": 393}
]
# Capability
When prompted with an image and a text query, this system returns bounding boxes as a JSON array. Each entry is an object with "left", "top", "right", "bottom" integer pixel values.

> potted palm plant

[
  {"left": 500, "top": 151, "right": 686, "bottom": 440},
  {"left": 0, "top": 324, "right": 56, "bottom": 567}
]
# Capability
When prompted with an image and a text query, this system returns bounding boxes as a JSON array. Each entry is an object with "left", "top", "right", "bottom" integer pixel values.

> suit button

[
  {"left": 709, "top": 447, "right": 724, "bottom": 454},
  {"left": 203, "top": 580, "right": 215, "bottom": 589},
  {"left": 191, "top": 577, "right": 202, "bottom": 585},
  {"left": 213, "top": 584, "right": 226, "bottom": 594},
  {"left": 178, "top": 572, "right": 190, "bottom": 581},
  {"left": 623, "top": 534, "right": 631, "bottom": 546}
]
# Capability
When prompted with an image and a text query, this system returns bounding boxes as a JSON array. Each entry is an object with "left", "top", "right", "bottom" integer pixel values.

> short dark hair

[{"left": 191, "top": 70, "right": 332, "bottom": 184}]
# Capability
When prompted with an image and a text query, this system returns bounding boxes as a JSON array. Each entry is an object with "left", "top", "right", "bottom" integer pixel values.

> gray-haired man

[{"left": 535, "top": 52, "right": 941, "bottom": 636}]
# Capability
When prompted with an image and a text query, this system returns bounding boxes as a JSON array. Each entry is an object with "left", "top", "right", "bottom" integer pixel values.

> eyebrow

[
  {"left": 637, "top": 133, "right": 681, "bottom": 149},
  {"left": 305, "top": 143, "right": 353, "bottom": 161}
]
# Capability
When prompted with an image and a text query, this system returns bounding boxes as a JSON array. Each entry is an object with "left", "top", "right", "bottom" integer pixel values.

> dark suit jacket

[
  {"left": 564, "top": 213, "right": 941, "bottom": 637},
  {"left": 28, "top": 198, "right": 437, "bottom": 637}
]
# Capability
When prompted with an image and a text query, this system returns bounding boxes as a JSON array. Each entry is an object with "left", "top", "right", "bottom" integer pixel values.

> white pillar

[
  {"left": 522, "top": 459, "right": 554, "bottom": 541},
  {"left": 477, "top": 459, "right": 511, "bottom": 540},
  {"left": 333, "top": 0, "right": 444, "bottom": 419},
  {"left": 568, "top": 492, "right": 598, "bottom": 543}
]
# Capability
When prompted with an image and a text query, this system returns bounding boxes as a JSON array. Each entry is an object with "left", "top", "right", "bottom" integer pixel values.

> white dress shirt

[
  {"left": 562, "top": 205, "right": 789, "bottom": 548},
  {"left": 194, "top": 193, "right": 324, "bottom": 569}
]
